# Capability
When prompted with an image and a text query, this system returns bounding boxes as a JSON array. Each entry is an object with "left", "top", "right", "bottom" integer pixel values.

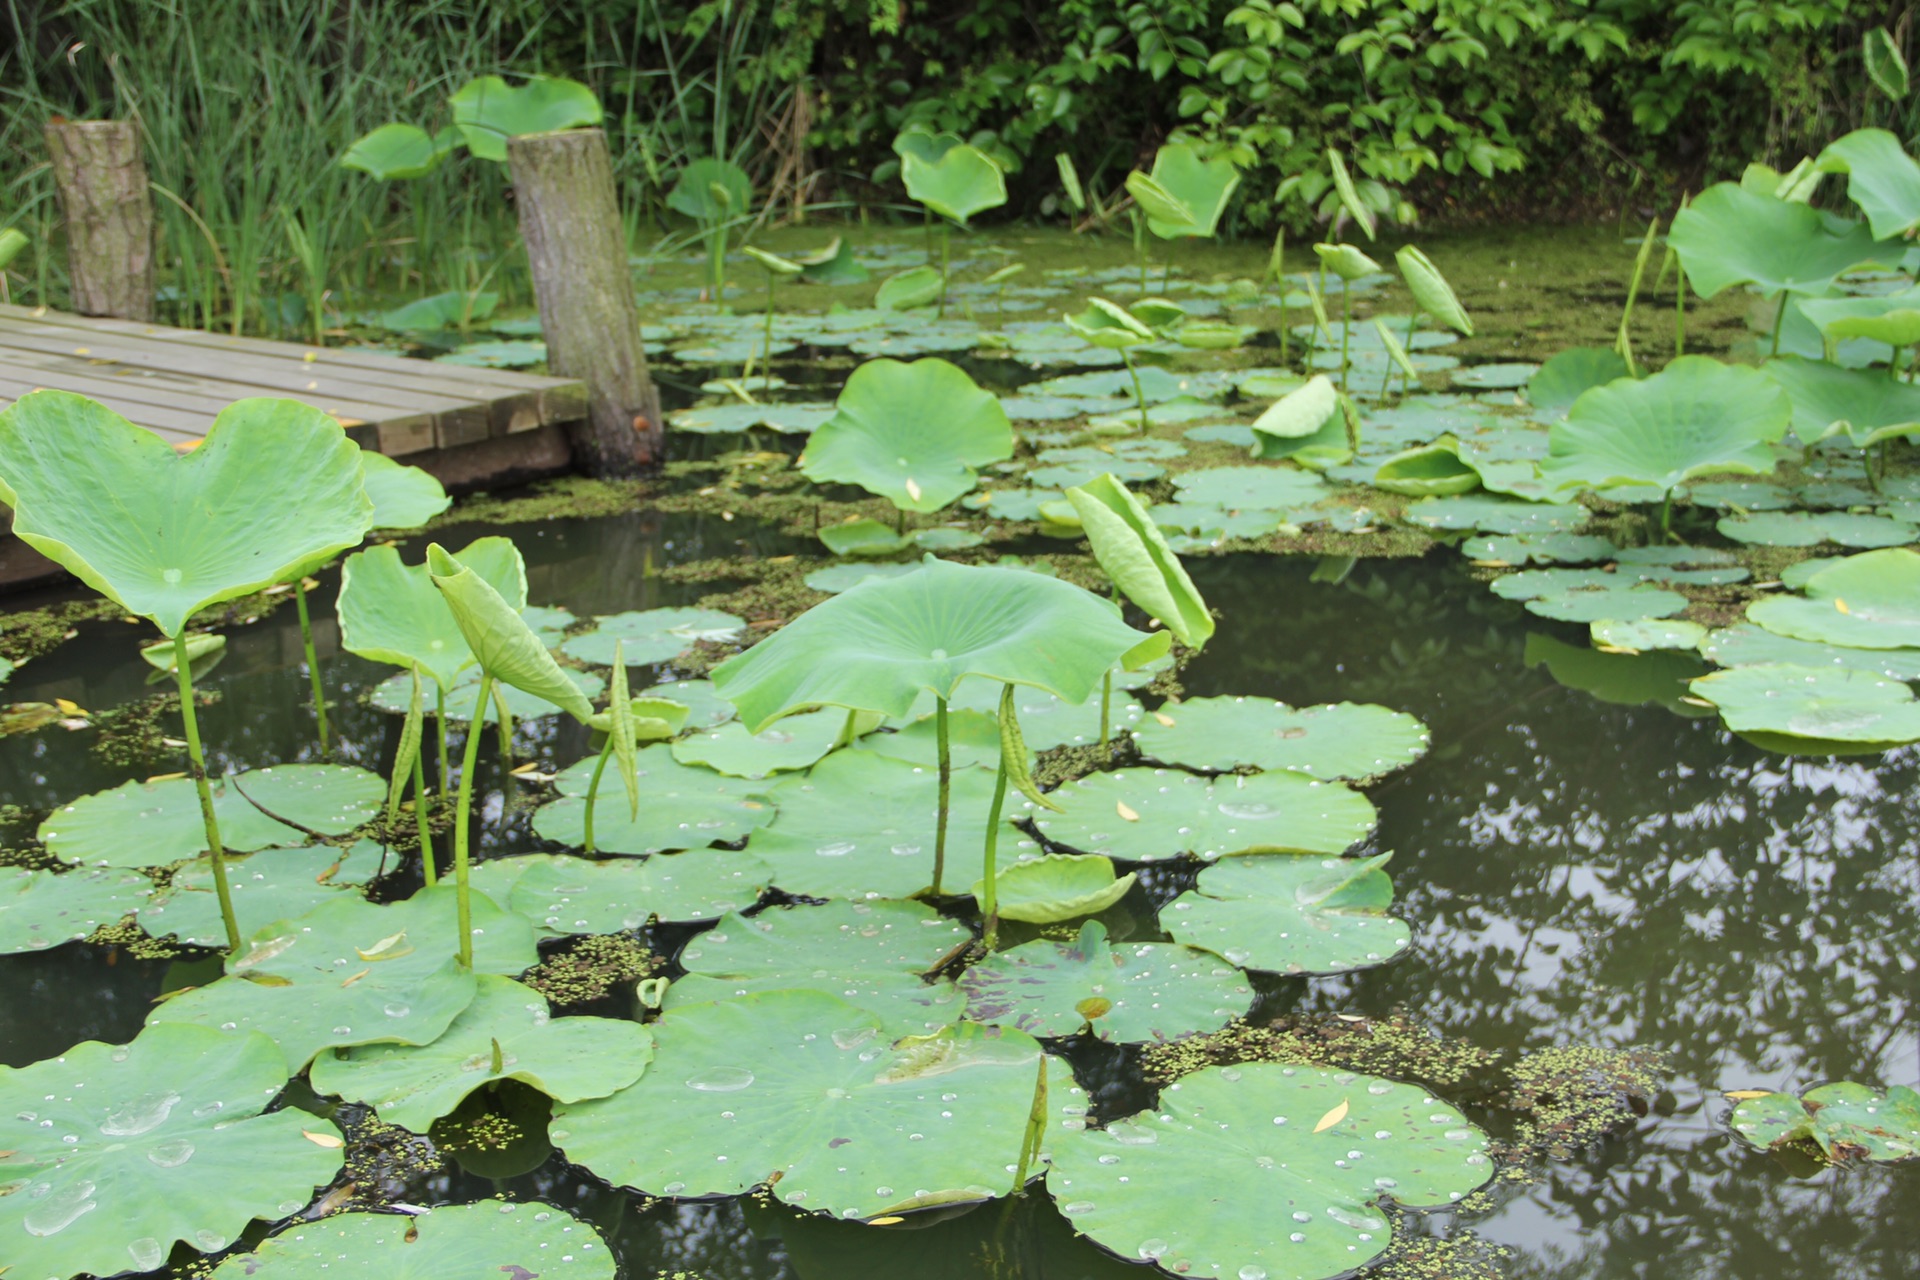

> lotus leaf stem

[
  {"left": 412, "top": 747, "right": 435, "bottom": 886},
  {"left": 931, "top": 695, "right": 951, "bottom": 897},
  {"left": 293, "top": 579, "right": 329, "bottom": 754},
  {"left": 1338, "top": 286, "right": 1353, "bottom": 395},
  {"left": 938, "top": 224, "right": 951, "bottom": 319},
  {"left": 1769, "top": 292, "right": 1789, "bottom": 358},
  {"left": 582, "top": 732, "right": 615, "bottom": 855},
  {"left": 435, "top": 686, "right": 450, "bottom": 792},
  {"left": 980, "top": 703, "right": 1013, "bottom": 950},
  {"left": 451, "top": 673, "right": 495, "bottom": 968},
  {"left": 1132, "top": 209, "right": 1148, "bottom": 294},
  {"left": 172, "top": 631, "right": 241, "bottom": 953},
  {"left": 1010, "top": 1052, "right": 1048, "bottom": 1193},
  {"left": 1402, "top": 310, "right": 1420, "bottom": 397},
  {"left": 1675, "top": 261, "right": 1687, "bottom": 357},
  {"left": 493, "top": 682, "right": 514, "bottom": 769},
  {"left": 755, "top": 268, "right": 776, "bottom": 380},
  {"left": 1121, "top": 349, "right": 1149, "bottom": 433},
  {"left": 1099, "top": 669, "right": 1112, "bottom": 748}
]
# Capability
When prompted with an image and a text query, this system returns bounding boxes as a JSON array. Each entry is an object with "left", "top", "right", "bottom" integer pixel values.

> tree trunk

[
  {"left": 507, "top": 128, "right": 663, "bottom": 474},
  {"left": 44, "top": 120, "right": 154, "bottom": 321}
]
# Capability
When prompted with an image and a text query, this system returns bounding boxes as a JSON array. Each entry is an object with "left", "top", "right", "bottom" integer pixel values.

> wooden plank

[{"left": 0, "top": 374, "right": 211, "bottom": 441}]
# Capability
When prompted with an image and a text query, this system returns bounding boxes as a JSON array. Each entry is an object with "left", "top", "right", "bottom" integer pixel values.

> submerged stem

[
  {"left": 173, "top": 633, "right": 241, "bottom": 953},
  {"left": 583, "top": 733, "right": 615, "bottom": 855},
  {"left": 293, "top": 579, "right": 328, "bottom": 754},
  {"left": 931, "top": 695, "right": 951, "bottom": 897},
  {"left": 451, "top": 673, "right": 495, "bottom": 968},
  {"left": 938, "top": 223, "right": 951, "bottom": 319}
]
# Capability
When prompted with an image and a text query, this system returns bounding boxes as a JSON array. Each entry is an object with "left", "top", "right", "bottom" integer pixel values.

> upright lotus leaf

[
  {"left": 1138, "top": 143, "right": 1240, "bottom": 238},
  {"left": 209, "top": 1201, "right": 616, "bottom": 1279},
  {"left": 960, "top": 920, "right": 1253, "bottom": 1043},
  {"left": 1817, "top": 129, "right": 1920, "bottom": 239},
  {"left": 338, "top": 122, "right": 461, "bottom": 179},
  {"left": 1314, "top": 242, "right": 1381, "bottom": 281},
  {"left": 0, "top": 226, "right": 27, "bottom": 271},
  {"left": 742, "top": 245, "right": 803, "bottom": 276},
  {"left": 1527, "top": 347, "right": 1631, "bottom": 415},
  {"left": 1063, "top": 298, "right": 1156, "bottom": 350},
  {"left": 449, "top": 74, "right": 603, "bottom": 162},
  {"left": 311, "top": 975, "right": 653, "bottom": 1132},
  {"left": 902, "top": 145, "right": 1008, "bottom": 225},
  {"left": 1124, "top": 171, "right": 1197, "bottom": 231},
  {"left": 1748, "top": 548, "right": 1920, "bottom": 648},
  {"left": 483, "top": 850, "right": 770, "bottom": 933},
  {"left": 551, "top": 990, "right": 1048, "bottom": 1218},
  {"left": 427, "top": 542, "right": 594, "bottom": 722},
  {"left": 1689, "top": 663, "right": 1920, "bottom": 752},
  {"left": 0, "top": 391, "right": 372, "bottom": 638},
  {"left": 1728, "top": 1082, "right": 1920, "bottom": 1161},
  {"left": 534, "top": 743, "right": 774, "bottom": 854},
  {"left": 667, "top": 158, "right": 753, "bottom": 225},
  {"left": 339, "top": 538, "right": 529, "bottom": 691},
  {"left": 1065, "top": 473, "right": 1213, "bottom": 649},
  {"left": 1541, "top": 356, "right": 1792, "bottom": 497},
  {"left": 0, "top": 866, "right": 150, "bottom": 954},
  {"left": 666, "top": 899, "right": 971, "bottom": 1036},
  {"left": 1668, "top": 184, "right": 1902, "bottom": 298},
  {"left": 710, "top": 558, "right": 1165, "bottom": 730},
  {"left": 800, "top": 358, "right": 1013, "bottom": 512},
  {"left": 1763, "top": 356, "right": 1920, "bottom": 450},
  {"left": 1866, "top": 29, "right": 1911, "bottom": 99},
  {"left": 893, "top": 125, "right": 965, "bottom": 166},
  {"left": 1135, "top": 696, "right": 1429, "bottom": 781},
  {"left": 972, "top": 853, "right": 1135, "bottom": 923},
  {"left": 874, "top": 266, "right": 946, "bottom": 311},
  {"left": 1325, "top": 148, "right": 1377, "bottom": 239},
  {"left": 1396, "top": 246, "right": 1472, "bottom": 335},
  {"left": 1032, "top": 767, "right": 1377, "bottom": 862},
  {"left": 796, "top": 237, "right": 870, "bottom": 285},
  {"left": 1795, "top": 288, "right": 1920, "bottom": 347},
  {"left": 1161, "top": 852, "right": 1411, "bottom": 974},
  {"left": 0, "top": 1022, "right": 342, "bottom": 1280},
  {"left": 1048, "top": 1063, "right": 1492, "bottom": 1278},
  {"left": 148, "top": 886, "right": 539, "bottom": 1073},
  {"left": 359, "top": 450, "right": 452, "bottom": 529}
]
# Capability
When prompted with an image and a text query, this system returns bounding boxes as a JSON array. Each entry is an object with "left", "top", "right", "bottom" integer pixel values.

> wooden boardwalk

[{"left": 0, "top": 302, "right": 587, "bottom": 456}]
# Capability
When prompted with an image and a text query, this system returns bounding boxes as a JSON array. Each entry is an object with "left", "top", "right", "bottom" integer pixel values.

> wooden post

[
  {"left": 44, "top": 120, "right": 154, "bottom": 321},
  {"left": 507, "top": 128, "right": 663, "bottom": 474}
]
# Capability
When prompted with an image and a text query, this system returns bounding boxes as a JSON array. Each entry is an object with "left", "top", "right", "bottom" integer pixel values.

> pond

[{"left": 1, "top": 215, "right": 1916, "bottom": 1280}]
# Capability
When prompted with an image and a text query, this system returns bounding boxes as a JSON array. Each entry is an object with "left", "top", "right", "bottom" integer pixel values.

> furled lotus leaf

[
  {"left": 1132, "top": 695, "right": 1429, "bottom": 781},
  {"left": 0, "top": 1022, "right": 342, "bottom": 1280},
  {"left": 1689, "top": 663, "right": 1920, "bottom": 752},
  {"left": 960, "top": 920, "right": 1251, "bottom": 1043},
  {"left": 429, "top": 543, "right": 594, "bottom": 722},
  {"left": 147, "top": 886, "right": 538, "bottom": 1073},
  {"left": 1669, "top": 184, "right": 1902, "bottom": 298},
  {"left": 1066, "top": 474, "right": 1213, "bottom": 649},
  {"left": 1032, "top": 767, "right": 1376, "bottom": 862},
  {"left": 471, "top": 851, "right": 770, "bottom": 933},
  {"left": 449, "top": 74, "right": 602, "bottom": 161},
  {"left": 1527, "top": 346, "right": 1630, "bottom": 416},
  {"left": 1161, "top": 853, "right": 1410, "bottom": 974},
  {"left": 560, "top": 606, "right": 746, "bottom": 667},
  {"left": 1139, "top": 142, "right": 1240, "bottom": 239},
  {"left": 1591, "top": 617, "right": 1709, "bottom": 652},
  {"left": 1371, "top": 438, "right": 1482, "bottom": 497},
  {"left": 742, "top": 245, "right": 804, "bottom": 275},
  {"left": 746, "top": 751, "right": 1029, "bottom": 900},
  {"left": 666, "top": 899, "right": 970, "bottom": 1036},
  {"left": 671, "top": 706, "right": 849, "bottom": 778},
  {"left": 1062, "top": 298, "right": 1158, "bottom": 351},
  {"left": 0, "top": 866, "right": 149, "bottom": 955},
  {"left": 1699, "top": 623, "right": 1920, "bottom": 679},
  {"left": 550, "top": 990, "right": 1047, "bottom": 1218},
  {"left": 1763, "top": 355, "right": 1920, "bottom": 450},
  {"left": 666, "top": 158, "right": 752, "bottom": 225},
  {"left": 1171, "top": 465, "right": 1327, "bottom": 510},
  {"left": 1817, "top": 128, "right": 1920, "bottom": 239},
  {"left": 311, "top": 975, "right": 651, "bottom": 1132},
  {"left": 1541, "top": 356, "right": 1791, "bottom": 498},
  {"left": 1125, "top": 170, "right": 1196, "bottom": 230},
  {"left": 338, "top": 121, "right": 461, "bottom": 179},
  {"left": 139, "top": 631, "right": 225, "bottom": 674},
  {"left": 1794, "top": 288, "right": 1920, "bottom": 347},
  {"left": 41, "top": 765, "right": 384, "bottom": 868},
  {"left": 1728, "top": 1082, "right": 1920, "bottom": 1161},
  {"left": 535, "top": 744, "right": 774, "bottom": 854},
  {"left": 1048, "top": 1062, "right": 1492, "bottom": 1278},
  {"left": 1718, "top": 510, "right": 1917, "bottom": 548},
  {"left": 1395, "top": 246, "right": 1472, "bottom": 335},
  {"left": 139, "top": 842, "right": 381, "bottom": 947},
  {"left": 0, "top": 391, "right": 372, "bottom": 638},
  {"left": 359, "top": 451, "right": 452, "bottom": 529},
  {"left": 801, "top": 358, "right": 1012, "bottom": 512},
  {"left": 1748, "top": 548, "right": 1920, "bottom": 648},
  {"left": 799, "top": 237, "right": 870, "bottom": 285},
  {"left": 1250, "top": 374, "right": 1340, "bottom": 444},
  {"left": 710, "top": 558, "right": 1164, "bottom": 731},
  {"left": 339, "top": 536, "right": 526, "bottom": 690},
  {"left": 873, "top": 266, "right": 946, "bottom": 312},
  {"left": 902, "top": 144, "right": 1008, "bottom": 226},
  {"left": 1325, "top": 148, "right": 1377, "bottom": 239},
  {"left": 972, "top": 853, "right": 1134, "bottom": 924},
  {"left": 1313, "top": 242, "right": 1380, "bottom": 281},
  {"left": 819, "top": 517, "right": 911, "bottom": 558},
  {"left": 209, "top": 1200, "right": 615, "bottom": 1279}
]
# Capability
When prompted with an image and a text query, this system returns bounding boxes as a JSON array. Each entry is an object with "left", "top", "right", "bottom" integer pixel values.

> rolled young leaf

[
  {"left": 426, "top": 543, "right": 594, "bottom": 723},
  {"left": 1064, "top": 474, "right": 1214, "bottom": 650},
  {"left": 1396, "top": 247, "right": 1473, "bottom": 336},
  {"left": 999, "top": 683, "right": 1061, "bottom": 813},
  {"left": 608, "top": 641, "right": 640, "bottom": 821}
]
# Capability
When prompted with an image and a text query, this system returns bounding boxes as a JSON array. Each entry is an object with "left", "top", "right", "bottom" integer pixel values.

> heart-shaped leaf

[
  {"left": 449, "top": 74, "right": 603, "bottom": 162},
  {"left": 339, "top": 536, "right": 527, "bottom": 690},
  {"left": 901, "top": 145, "right": 1008, "bottom": 226},
  {"left": 801, "top": 358, "right": 1013, "bottom": 512}
]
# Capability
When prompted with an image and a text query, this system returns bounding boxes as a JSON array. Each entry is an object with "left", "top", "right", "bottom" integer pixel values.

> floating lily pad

[
  {"left": 311, "top": 975, "right": 652, "bottom": 1132},
  {"left": 671, "top": 707, "right": 849, "bottom": 778},
  {"left": 858, "top": 709, "right": 1013, "bottom": 771},
  {"left": 0, "top": 866, "right": 150, "bottom": 955},
  {"left": 1698, "top": 624, "right": 1920, "bottom": 679},
  {"left": 479, "top": 850, "right": 771, "bottom": 933},
  {"left": 1171, "top": 467, "right": 1326, "bottom": 510},
  {"left": 667, "top": 899, "right": 970, "bottom": 1036},
  {"left": 1748, "top": 548, "right": 1920, "bottom": 648},
  {"left": 562, "top": 607, "right": 746, "bottom": 667},
  {"left": 148, "top": 886, "right": 539, "bottom": 1073},
  {"left": 370, "top": 664, "right": 605, "bottom": 723},
  {"left": 209, "top": 1200, "right": 616, "bottom": 1279},
  {"left": 1689, "top": 663, "right": 1920, "bottom": 751},
  {"left": 913, "top": 682, "right": 1145, "bottom": 751},
  {"left": 1032, "top": 768, "right": 1377, "bottom": 862},
  {"left": 1451, "top": 362, "right": 1538, "bottom": 390},
  {"left": 1718, "top": 511, "right": 1917, "bottom": 548},
  {"left": 140, "top": 842, "right": 382, "bottom": 948},
  {"left": 960, "top": 921, "right": 1251, "bottom": 1044},
  {"left": 1523, "top": 582, "right": 1690, "bottom": 624},
  {"left": 1160, "top": 853, "right": 1410, "bottom": 975},
  {"left": 550, "top": 991, "right": 1046, "bottom": 1219},
  {"left": 535, "top": 745, "right": 775, "bottom": 854},
  {"left": 640, "top": 678, "right": 736, "bottom": 730},
  {"left": 1591, "top": 618, "right": 1710, "bottom": 652},
  {"left": 1047, "top": 1062, "right": 1492, "bottom": 1280},
  {"left": 0, "top": 1021, "right": 342, "bottom": 1280},
  {"left": 1728, "top": 1082, "right": 1920, "bottom": 1161},
  {"left": 961, "top": 488, "right": 1066, "bottom": 522},
  {"left": 1462, "top": 533, "right": 1617, "bottom": 565},
  {"left": 669, "top": 402, "right": 836, "bottom": 436},
  {"left": 1132, "top": 696, "right": 1429, "bottom": 781},
  {"left": 1686, "top": 478, "right": 1796, "bottom": 510},
  {"left": 974, "top": 854, "right": 1135, "bottom": 924},
  {"left": 1403, "top": 496, "right": 1588, "bottom": 534}
]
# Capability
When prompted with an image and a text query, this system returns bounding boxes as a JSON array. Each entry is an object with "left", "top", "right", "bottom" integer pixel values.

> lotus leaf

[
  {"left": 819, "top": 517, "right": 911, "bottom": 558},
  {"left": 667, "top": 899, "right": 970, "bottom": 1035},
  {"left": 873, "top": 266, "right": 945, "bottom": 312},
  {"left": 1795, "top": 288, "right": 1920, "bottom": 346},
  {"left": 799, "top": 237, "right": 870, "bottom": 285},
  {"left": 378, "top": 291, "right": 498, "bottom": 332},
  {"left": 535, "top": 744, "right": 774, "bottom": 854},
  {"left": 0, "top": 391, "right": 372, "bottom": 638},
  {"left": 805, "top": 561, "right": 925, "bottom": 594},
  {"left": 148, "top": 886, "right": 538, "bottom": 1073},
  {"left": 1172, "top": 466, "right": 1326, "bottom": 510},
  {"left": 1717, "top": 510, "right": 1917, "bottom": 548},
  {"left": 1032, "top": 767, "right": 1377, "bottom": 862},
  {"left": 711, "top": 558, "right": 1163, "bottom": 731},
  {"left": 746, "top": 751, "right": 1028, "bottom": 900},
  {"left": 0, "top": 866, "right": 149, "bottom": 955},
  {"left": 1698, "top": 623, "right": 1920, "bottom": 679},
  {"left": 1371, "top": 439, "right": 1482, "bottom": 497},
  {"left": 1761, "top": 356, "right": 1920, "bottom": 451},
  {"left": 479, "top": 851, "right": 770, "bottom": 931},
  {"left": 1325, "top": 148, "right": 1377, "bottom": 238},
  {"left": 1591, "top": 618, "right": 1709, "bottom": 652},
  {"left": 1403, "top": 495, "right": 1588, "bottom": 534},
  {"left": 1047, "top": 1062, "right": 1492, "bottom": 1279},
  {"left": 1035, "top": 367, "right": 1225, "bottom": 403},
  {"left": 1528, "top": 346, "right": 1631, "bottom": 415},
  {"left": 1462, "top": 532, "right": 1618, "bottom": 566},
  {"left": 429, "top": 543, "right": 594, "bottom": 722},
  {"left": 448, "top": 74, "right": 601, "bottom": 161},
  {"left": 1541, "top": 356, "right": 1791, "bottom": 498},
  {"left": 1138, "top": 143, "right": 1240, "bottom": 239},
  {"left": 1510, "top": 581, "right": 1689, "bottom": 624},
  {"left": 561, "top": 606, "right": 746, "bottom": 667},
  {"left": 1161, "top": 853, "right": 1410, "bottom": 975},
  {"left": 1689, "top": 663, "right": 1920, "bottom": 750},
  {"left": 1728, "top": 1082, "right": 1920, "bottom": 1161},
  {"left": 339, "top": 536, "right": 527, "bottom": 690},
  {"left": 639, "top": 678, "right": 736, "bottom": 729},
  {"left": 1151, "top": 503, "right": 1287, "bottom": 541},
  {"left": 893, "top": 125, "right": 964, "bottom": 165},
  {"left": 1065, "top": 474, "right": 1213, "bottom": 649},
  {"left": 858, "top": 709, "right": 1014, "bottom": 770},
  {"left": 1313, "top": 243, "right": 1380, "bottom": 281},
  {"left": 1396, "top": 246, "right": 1472, "bottom": 335},
  {"left": 311, "top": 974, "right": 650, "bottom": 1132},
  {"left": 437, "top": 338, "right": 548, "bottom": 368},
  {"left": 370, "top": 664, "right": 604, "bottom": 723},
  {"left": 800, "top": 359, "right": 1012, "bottom": 512},
  {"left": 1747, "top": 548, "right": 1920, "bottom": 648},
  {"left": 1451, "top": 361, "right": 1537, "bottom": 390},
  {"left": 550, "top": 990, "right": 1047, "bottom": 1218},
  {"left": 1133, "top": 696, "right": 1429, "bottom": 781},
  {"left": 972, "top": 854, "right": 1135, "bottom": 924},
  {"left": 1062, "top": 299, "right": 1157, "bottom": 351},
  {"left": 140, "top": 842, "right": 381, "bottom": 947},
  {"left": 1817, "top": 129, "right": 1920, "bottom": 239},
  {"left": 1668, "top": 184, "right": 1901, "bottom": 298},
  {"left": 669, "top": 707, "right": 848, "bottom": 778},
  {"left": 901, "top": 145, "right": 1008, "bottom": 226},
  {"left": 213, "top": 1204, "right": 613, "bottom": 1279},
  {"left": 338, "top": 122, "right": 460, "bottom": 179},
  {"left": 667, "top": 157, "right": 752, "bottom": 228}
]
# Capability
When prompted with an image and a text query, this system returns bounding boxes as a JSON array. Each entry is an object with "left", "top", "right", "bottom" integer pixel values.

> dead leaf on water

[
  {"left": 1723, "top": 1089, "right": 1772, "bottom": 1101},
  {"left": 1115, "top": 800, "right": 1140, "bottom": 821},
  {"left": 301, "top": 1129, "right": 344, "bottom": 1149},
  {"left": 1313, "top": 1098, "right": 1350, "bottom": 1133},
  {"left": 1151, "top": 712, "right": 1176, "bottom": 727}
]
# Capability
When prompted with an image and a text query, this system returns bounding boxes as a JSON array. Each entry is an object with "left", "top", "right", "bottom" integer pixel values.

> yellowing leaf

[
  {"left": 145, "top": 771, "right": 187, "bottom": 783},
  {"left": 1836, "top": 598, "right": 1852, "bottom": 614},
  {"left": 54, "top": 697, "right": 85, "bottom": 715},
  {"left": 340, "top": 968, "right": 370, "bottom": 988},
  {"left": 1115, "top": 800, "right": 1140, "bottom": 822},
  {"left": 1723, "top": 1089, "right": 1773, "bottom": 1101},
  {"left": 1313, "top": 1098, "right": 1350, "bottom": 1133},
  {"left": 302, "top": 1129, "right": 344, "bottom": 1149},
  {"left": 1075, "top": 996, "right": 1113, "bottom": 1021},
  {"left": 1152, "top": 712, "right": 1176, "bottom": 727},
  {"left": 868, "top": 1216, "right": 904, "bottom": 1226},
  {"left": 356, "top": 929, "right": 413, "bottom": 961},
  {"left": 905, "top": 477, "right": 924, "bottom": 502}
]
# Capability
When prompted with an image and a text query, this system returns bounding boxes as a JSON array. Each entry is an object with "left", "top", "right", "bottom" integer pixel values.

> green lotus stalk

[
  {"left": 1770, "top": 292, "right": 1791, "bottom": 357},
  {"left": 581, "top": 734, "right": 614, "bottom": 855},
  {"left": 492, "top": 682, "right": 514, "bottom": 769},
  {"left": 450, "top": 672, "right": 494, "bottom": 968},
  {"left": 938, "top": 224, "right": 951, "bottom": 319},
  {"left": 932, "top": 695, "right": 951, "bottom": 896},
  {"left": 1098, "top": 669, "right": 1112, "bottom": 748},
  {"left": 1122, "top": 348, "right": 1149, "bottom": 432},
  {"left": 1273, "top": 228, "right": 1289, "bottom": 365},
  {"left": 1675, "top": 258, "right": 1687, "bottom": 357},
  {"left": 411, "top": 749, "right": 435, "bottom": 886},
  {"left": 173, "top": 631, "right": 242, "bottom": 953},
  {"left": 979, "top": 750, "right": 1010, "bottom": 947},
  {"left": 1011, "top": 1052, "right": 1048, "bottom": 1193},
  {"left": 293, "top": 578, "right": 329, "bottom": 753},
  {"left": 1616, "top": 216, "right": 1658, "bottom": 377},
  {"left": 435, "top": 686, "right": 450, "bottom": 792},
  {"left": 1338, "top": 283, "right": 1353, "bottom": 394}
]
